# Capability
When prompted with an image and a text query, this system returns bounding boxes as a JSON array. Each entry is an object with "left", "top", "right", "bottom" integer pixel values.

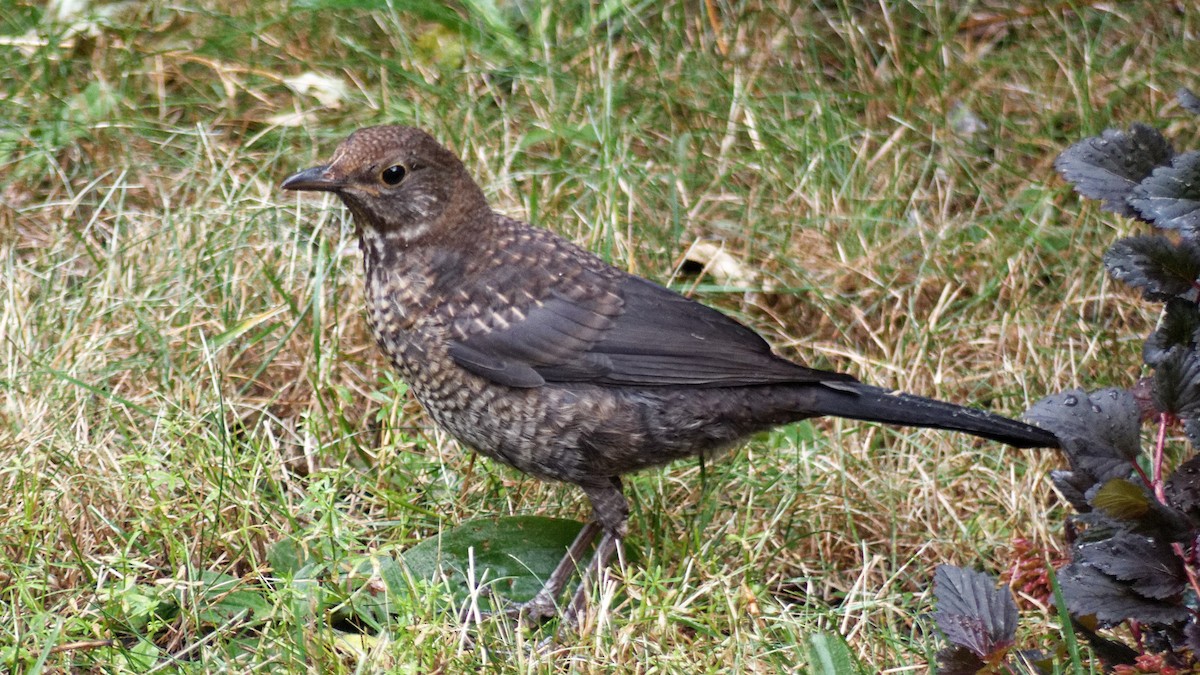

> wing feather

[{"left": 449, "top": 273, "right": 855, "bottom": 388}]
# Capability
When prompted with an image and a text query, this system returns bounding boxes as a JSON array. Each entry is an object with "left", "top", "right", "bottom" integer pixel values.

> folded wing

[{"left": 448, "top": 273, "right": 855, "bottom": 389}]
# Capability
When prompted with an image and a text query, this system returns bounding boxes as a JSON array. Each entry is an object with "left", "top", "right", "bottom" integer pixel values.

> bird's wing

[{"left": 448, "top": 273, "right": 856, "bottom": 388}]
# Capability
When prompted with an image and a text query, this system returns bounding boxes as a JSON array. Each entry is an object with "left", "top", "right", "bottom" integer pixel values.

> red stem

[
  {"left": 1152, "top": 415, "right": 1200, "bottom": 617},
  {"left": 1153, "top": 413, "right": 1168, "bottom": 503}
]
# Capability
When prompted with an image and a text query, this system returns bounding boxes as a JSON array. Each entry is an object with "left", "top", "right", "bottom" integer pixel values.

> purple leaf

[
  {"left": 933, "top": 566, "right": 1018, "bottom": 659},
  {"left": 1105, "top": 236, "right": 1200, "bottom": 300},
  {"left": 936, "top": 646, "right": 987, "bottom": 675},
  {"left": 1152, "top": 348, "right": 1200, "bottom": 420},
  {"left": 1165, "top": 454, "right": 1200, "bottom": 517},
  {"left": 1055, "top": 124, "right": 1174, "bottom": 219},
  {"left": 1060, "top": 562, "right": 1189, "bottom": 624},
  {"left": 1074, "top": 532, "right": 1185, "bottom": 600},
  {"left": 1024, "top": 389, "right": 1140, "bottom": 482},
  {"left": 1129, "top": 151, "right": 1200, "bottom": 233},
  {"left": 1051, "top": 470, "right": 1096, "bottom": 511},
  {"left": 1144, "top": 299, "right": 1200, "bottom": 366},
  {"left": 1179, "top": 87, "right": 1200, "bottom": 115}
]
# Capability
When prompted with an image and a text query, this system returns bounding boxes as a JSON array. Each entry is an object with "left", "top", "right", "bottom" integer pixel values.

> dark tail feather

[{"left": 808, "top": 383, "right": 1058, "bottom": 449}]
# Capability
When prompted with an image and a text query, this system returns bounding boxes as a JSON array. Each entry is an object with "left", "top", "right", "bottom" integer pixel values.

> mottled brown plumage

[{"left": 282, "top": 125, "right": 1057, "bottom": 624}]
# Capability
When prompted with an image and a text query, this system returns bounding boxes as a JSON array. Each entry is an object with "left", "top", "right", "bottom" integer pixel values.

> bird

[{"left": 281, "top": 125, "right": 1058, "bottom": 626}]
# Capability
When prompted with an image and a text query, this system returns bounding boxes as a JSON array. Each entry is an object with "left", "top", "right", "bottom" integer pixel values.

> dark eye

[{"left": 380, "top": 164, "right": 406, "bottom": 185}]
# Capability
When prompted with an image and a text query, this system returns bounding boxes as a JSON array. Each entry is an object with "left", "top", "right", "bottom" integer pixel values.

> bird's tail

[{"left": 806, "top": 382, "right": 1058, "bottom": 449}]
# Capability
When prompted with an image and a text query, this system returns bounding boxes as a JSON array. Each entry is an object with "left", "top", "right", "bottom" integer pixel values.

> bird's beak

[{"left": 281, "top": 165, "right": 342, "bottom": 192}]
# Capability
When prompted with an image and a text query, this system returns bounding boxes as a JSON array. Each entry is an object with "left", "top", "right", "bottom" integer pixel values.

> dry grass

[{"left": 0, "top": 0, "right": 1191, "bottom": 671}]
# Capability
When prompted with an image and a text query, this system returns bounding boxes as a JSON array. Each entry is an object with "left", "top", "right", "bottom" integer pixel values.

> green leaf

[
  {"left": 402, "top": 516, "right": 587, "bottom": 604},
  {"left": 1087, "top": 478, "right": 1191, "bottom": 540},
  {"left": 336, "top": 554, "right": 410, "bottom": 628},
  {"left": 1090, "top": 478, "right": 1150, "bottom": 519},
  {"left": 291, "top": 0, "right": 519, "bottom": 52},
  {"left": 116, "top": 638, "right": 163, "bottom": 671},
  {"left": 178, "top": 570, "right": 272, "bottom": 627},
  {"left": 807, "top": 632, "right": 862, "bottom": 675},
  {"left": 210, "top": 308, "right": 285, "bottom": 352},
  {"left": 268, "top": 536, "right": 310, "bottom": 578},
  {"left": 414, "top": 25, "right": 467, "bottom": 68}
]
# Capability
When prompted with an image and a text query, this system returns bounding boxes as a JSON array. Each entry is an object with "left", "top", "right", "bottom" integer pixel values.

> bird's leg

[
  {"left": 562, "top": 527, "right": 622, "bottom": 628},
  {"left": 510, "top": 477, "right": 628, "bottom": 625},
  {"left": 559, "top": 477, "right": 628, "bottom": 627},
  {"left": 498, "top": 478, "right": 627, "bottom": 626},
  {"left": 514, "top": 520, "right": 602, "bottom": 622}
]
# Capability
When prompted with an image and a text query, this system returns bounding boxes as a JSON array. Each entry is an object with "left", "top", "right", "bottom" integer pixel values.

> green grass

[{"left": 0, "top": 0, "right": 1191, "bottom": 670}]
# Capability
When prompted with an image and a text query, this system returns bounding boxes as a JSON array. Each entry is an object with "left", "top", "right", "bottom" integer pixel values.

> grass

[{"left": 0, "top": 0, "right": 1192, "bottom": 671}]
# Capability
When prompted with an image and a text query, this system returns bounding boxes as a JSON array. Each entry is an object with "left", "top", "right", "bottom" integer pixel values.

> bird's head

[{"left": 281, "top": 126, "right": 488, "bottom": 246}]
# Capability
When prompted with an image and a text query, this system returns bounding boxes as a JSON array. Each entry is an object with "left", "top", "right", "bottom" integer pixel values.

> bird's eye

[{"left": 380, "top": 164, "right": 407, "bottom": 185}]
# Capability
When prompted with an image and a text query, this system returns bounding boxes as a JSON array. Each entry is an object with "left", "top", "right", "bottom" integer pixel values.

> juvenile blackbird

[{"left": 282, "top": 126, "right": 1058, "bottom": 624}]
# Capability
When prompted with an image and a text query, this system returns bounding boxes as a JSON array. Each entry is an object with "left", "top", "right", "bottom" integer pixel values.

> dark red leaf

[
  {"left": 1104, "top": 236, "right": 1200, "bottom": 300},
  {"left": 1129, "top": 151, "right": 1200, "bottom": 233},
  {"left": 1025, "top": 389, "right": 1140, "bottom": 482},
  {"left": 934, "top": 566, "right": 1018, "bottom": 659},
  {"left": 1165, "top": 455, "right": 1200, "bottom": 518},
  {"left": 936, "top": 646, "right": 987, "bottom": 675},
  {"left": 1179, "top": 87, "right": 1200, "bottom": 115},
  {"left": 1055, "top": 123, "right": 1174, "bottom": 219},
  {"left": 1059, "top": 562, "right": 1189, "bottom": 624},
  {"left": 1144, "top": 299, "right": 1200, "bottom": 366},
  {"left": 1074, "top": 532, "right": 1185, "bottom": 600},
  {"left": 1152, "top": 348, "right": 1200, "bottom": 419}
]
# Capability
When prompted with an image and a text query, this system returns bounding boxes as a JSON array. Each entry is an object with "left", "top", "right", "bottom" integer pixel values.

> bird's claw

[
  {"left": 510, "top": 590, "right": 562, "bottom": 624},
  {"left": 457, "top": 587, "right": 564, "bottom": 628}
]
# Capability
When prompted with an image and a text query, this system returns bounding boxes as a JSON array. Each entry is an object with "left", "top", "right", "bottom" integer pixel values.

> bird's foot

[
  {"left": 455, "top": 586, "right": 561, "bottom": 633},
  {"left": 456, "top": 521, "right": 620, "bottom": 632},
  {"left": 507, "top": 589, "right": 561, "bottom": 625}
]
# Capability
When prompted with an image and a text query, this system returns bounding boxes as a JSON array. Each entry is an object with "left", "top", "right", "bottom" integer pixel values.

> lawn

[{"left": 1, "top": 0, "right": 1192, "bottom": 671}]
